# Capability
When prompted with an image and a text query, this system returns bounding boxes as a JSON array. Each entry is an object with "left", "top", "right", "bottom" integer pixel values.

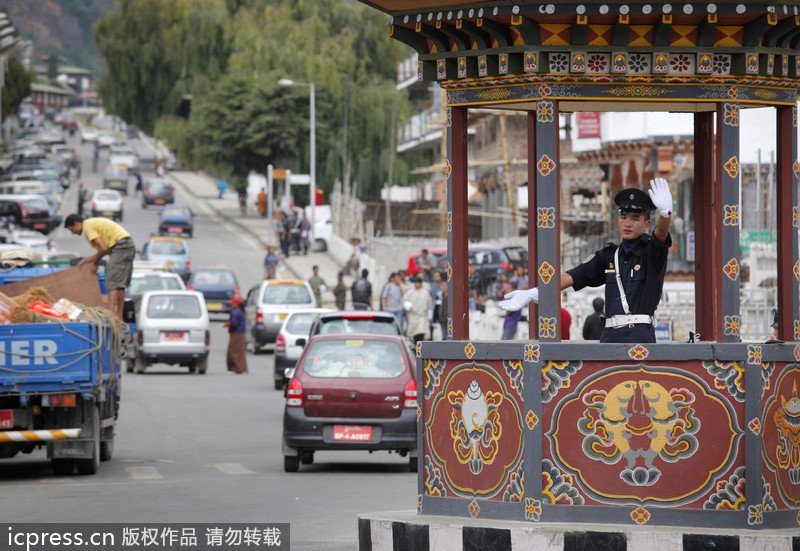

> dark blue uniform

[{"left": 567, "top": 233, "right": 671, "bottom": 343}]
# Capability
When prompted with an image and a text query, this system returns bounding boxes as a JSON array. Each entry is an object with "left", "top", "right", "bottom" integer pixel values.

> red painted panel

[
  {"left": 541, "top": 359, "right": 744, "bottom": 507},
  {"left": 423, "top": 358, "right": 524, "bottom": 502}
]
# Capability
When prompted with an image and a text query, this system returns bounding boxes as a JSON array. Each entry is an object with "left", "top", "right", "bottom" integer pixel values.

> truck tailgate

[{"left": 0, "top": 322, "right": 109, "bottom": 392}]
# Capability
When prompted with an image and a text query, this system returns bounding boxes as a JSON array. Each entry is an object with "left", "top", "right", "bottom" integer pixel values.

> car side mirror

[
  {"left": 296, "top": 338, "right": 306, "bottom": 347},
  {"left": 284, "top": 367, "right": 295, "bottom": 380}
]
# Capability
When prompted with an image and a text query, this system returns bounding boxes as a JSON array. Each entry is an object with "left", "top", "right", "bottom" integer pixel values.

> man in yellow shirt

[{"left": 64, "top": 214, "right": 136, "bottom": 320}]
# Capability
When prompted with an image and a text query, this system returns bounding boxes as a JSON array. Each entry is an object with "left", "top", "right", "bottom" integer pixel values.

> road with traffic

[{"left": 0, "top": 126, "right": 415, "bottom": 550}]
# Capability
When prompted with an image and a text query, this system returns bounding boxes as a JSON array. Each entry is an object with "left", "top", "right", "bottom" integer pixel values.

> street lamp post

[{"left": 278, "top": 78, "right": 315, "bottom": 242}]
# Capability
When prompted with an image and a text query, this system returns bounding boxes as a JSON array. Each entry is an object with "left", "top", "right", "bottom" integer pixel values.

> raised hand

[
  {"left": 648, "top": 177, "right": 673, "bottom": 217},
  {"left": 499, "top": 288, "right": 539, "bottom": 311}
]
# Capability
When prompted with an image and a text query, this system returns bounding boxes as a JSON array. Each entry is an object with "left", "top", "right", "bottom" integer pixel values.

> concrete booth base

[{"left": 358, "top": 511, "right": 800, "bottom": 551}]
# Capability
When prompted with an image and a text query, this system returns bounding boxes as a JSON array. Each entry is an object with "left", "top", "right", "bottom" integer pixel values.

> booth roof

[{"left": 360, "top": 0, "right": 774, "bottom": 15}]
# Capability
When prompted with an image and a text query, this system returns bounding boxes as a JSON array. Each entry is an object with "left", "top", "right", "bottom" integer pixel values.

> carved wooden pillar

[
  {"left": 717, "top": 102, "right": 741, "bottom": 343},
  {"left": 693, "top": 112, "right": 720, "bottom": 340},
  {"left": 447, "top": 105, "right": 470, "bottom": 340},
  {"left": 534, "top": 99, "right": 561, "bottom": 341},
  {"left": 776, "top": 105, "right": 799, "bottom": 341}
]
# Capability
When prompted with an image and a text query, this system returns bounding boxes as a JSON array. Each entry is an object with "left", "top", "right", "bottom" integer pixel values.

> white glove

[
  {"left": 648, "top": 177, "right": 673, "bottom": 217},
  {"left": 499, "top": 288, "right": 539, "bottom": 311},
  {"left": 403, "top": 300, "right": 413, "bottom": 311},
  {"left": 319, "top": 285, "right": 328, "bottom": 293}
]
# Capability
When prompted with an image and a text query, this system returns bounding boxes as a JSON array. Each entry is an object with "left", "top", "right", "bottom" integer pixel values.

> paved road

[{"left": 0, "top": 126, "right": 415, "bottom": 550}]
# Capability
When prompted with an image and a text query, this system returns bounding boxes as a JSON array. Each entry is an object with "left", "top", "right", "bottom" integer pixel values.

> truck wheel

[
  {"left": 283, "top": 455, "right": 299, "bottom": 473},
  {"left": 51, "top": 458, "right": 75, "bottom": 476},
  {"left": 197, "top": 357, "right": 208, "bottom": 374},
  {"left": 100, "top": 436, "right": 114, "bottom": 461},
  {"left": 76, "top": 408, "right": 100, "bottom": 475},
  {"left": 409, "top": 455, "right": 418, "bottom": 473},
  {"left": 274, "top": 378, "right": 284, "bottom": 391},
  {"left": 188, "top": 363, "right": 197, "bottom": 374},
  {"left": 300, "top": 450, "right": 314, "bottom": 465}
]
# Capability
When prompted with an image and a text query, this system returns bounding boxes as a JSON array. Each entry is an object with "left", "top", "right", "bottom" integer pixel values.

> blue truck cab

[{"left": 0, "top": 266, "right": 122, "bottom": 475}]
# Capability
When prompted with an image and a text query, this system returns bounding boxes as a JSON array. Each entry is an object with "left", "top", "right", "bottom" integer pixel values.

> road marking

[
  {"left": 126, "top": 466, "right": 163, "bottom": 480},
  {"left": 213, "top": 463, "right": 255, "bottom": 475}
]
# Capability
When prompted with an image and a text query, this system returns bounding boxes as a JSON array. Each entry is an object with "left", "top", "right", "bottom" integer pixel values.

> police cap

[{"left": 614, "top": 188, "right": 655, "bottom": 215}]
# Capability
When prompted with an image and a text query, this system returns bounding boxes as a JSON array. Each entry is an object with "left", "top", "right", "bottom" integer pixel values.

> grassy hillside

[{"left": 3, "top": 0, "right": 115, "bottom": 75}]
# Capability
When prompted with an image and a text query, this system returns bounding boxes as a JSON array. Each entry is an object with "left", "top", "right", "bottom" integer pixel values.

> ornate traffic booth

[{"left": 361, "top": 0, "right": 800, "bottom": 534}]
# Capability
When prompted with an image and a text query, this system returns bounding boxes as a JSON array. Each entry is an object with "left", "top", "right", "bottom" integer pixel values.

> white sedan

[
  {"left": 96, "top": 133, "right": 117, "bottom": 148},
  {"left": 89, "top": 189, "right": 124, "bottom": 222},
  {"left": 109, "top": 144, "right": 139, "bottom": 171}
]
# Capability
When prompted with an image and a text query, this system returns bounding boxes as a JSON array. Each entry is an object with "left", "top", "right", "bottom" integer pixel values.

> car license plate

[
  {"left": 206, "top": 302, "right": 223, "bottom": 311},
  {"left": 155, "top": 199, "right": 165, "bottom": 205},
  {"left": 332, "top": 425, "right": 372, "bottom": 442},
  {"left": 278, "top": 313, "right": 288, "bottom": 320},
  {"left": 103, "top": 211, "right": 113, "bottom": 217},
  {"left": 168, "top": 226, "right": 182, "bottom": 234},
  {"left": 0, "top": 410, "right": 12, "bottom": 429},
  {"left": 163, "top": 331, "right": 185, "bottom": 341},
  {"left": 33, "top": 223, "right": 47, "bottom": 229}
]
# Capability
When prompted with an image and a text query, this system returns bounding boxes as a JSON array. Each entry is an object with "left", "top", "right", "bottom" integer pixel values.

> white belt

[{"left": 605, "top": 314, "right": 655, "bottom": 328}]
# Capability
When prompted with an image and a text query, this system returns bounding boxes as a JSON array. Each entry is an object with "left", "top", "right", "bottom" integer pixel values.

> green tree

[
  {"left": 189, "top": 72, "right": 309, "bottom": 184},
  {"left": 225, "top": 0, "right": 408, "bottom": 197},
  {"left": 94, "top": 0, "right": 231, "bottom": 133},
  {"left": 2, "top": 57, "right": 33, "bottom": 119},
  {"left": 95, "top": 0, "right": 411, "bottom": 198}
]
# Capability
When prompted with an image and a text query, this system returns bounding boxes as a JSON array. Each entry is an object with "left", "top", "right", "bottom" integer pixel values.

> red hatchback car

[{"left": 282, "top": 334, "right": 418, "bottom": 472}]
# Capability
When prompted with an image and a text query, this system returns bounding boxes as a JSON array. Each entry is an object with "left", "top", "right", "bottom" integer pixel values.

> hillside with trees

[{"left": 4, "top": 0, "right": 115, "bottom": 74}]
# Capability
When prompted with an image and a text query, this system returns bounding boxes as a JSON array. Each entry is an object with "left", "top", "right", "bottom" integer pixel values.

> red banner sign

[{"left": 578, "top": 112, "right": 601, "bottom": 139}]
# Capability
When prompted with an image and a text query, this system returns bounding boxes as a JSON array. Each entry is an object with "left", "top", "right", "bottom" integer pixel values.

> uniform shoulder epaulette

[{"left": 604, "top": 241, "right": 618, "bottom": 249}]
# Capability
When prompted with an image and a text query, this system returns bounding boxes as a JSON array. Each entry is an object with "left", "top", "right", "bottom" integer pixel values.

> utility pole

[
  {"left": 755, "top": 149, "right": 761, "bottom": 230},
  {"left": 342, "top": 83, "right": 349, "bottom": 194},
  {"left": 384, "top": 98, "right": 396, "bottom": 237}
]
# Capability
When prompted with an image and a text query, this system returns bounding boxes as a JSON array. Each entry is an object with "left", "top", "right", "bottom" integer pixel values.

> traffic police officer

[{"left": 500, "top": 178, "right": 673, "bottom": 343}]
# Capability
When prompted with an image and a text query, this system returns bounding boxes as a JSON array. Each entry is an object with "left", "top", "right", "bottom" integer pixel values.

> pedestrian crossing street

[{"left": 37, "top": 462, "right": 258, "bottom": 483}]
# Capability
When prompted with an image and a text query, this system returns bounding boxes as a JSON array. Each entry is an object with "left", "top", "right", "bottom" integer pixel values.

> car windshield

[
  {"left": 301, "top": 339, "right": 406, "bottom": 378},
  {"left": 96, "top": 192, "right": 120, "bottom": 202},
  {"left": 150, "top": 240, "right": 187, "bottom": 255},
  {"left": 146, "top": 295, "right": 201, "bottom": 319},
  {"left": 146, "top": 181, "right": 171, "bottom": 193},
  {"left": 317, "top": 316, "right": 399, "bottom": 336},
  {"left": 110, "top": 146, "right": 134, "bottom": 155},
  {"left": 105, "top": 168, "right": 128, "bottom": 179},
  {"left": 262, "top": 284, "right": 311, "bottom": 304},
  {"left": 162, "top": 207, "right": 190, "bottom": 218},
  {"left": 129, "top": 276, "right": 183, "bottom": 296},
  {"left": 22, "top": 197, "right": 49, "bottom": 211},
  {"left": 286, "top": 312, "right": 323, "bottom": 334},
  {"left": 192, "top": 271, "right": 236, "bottom": 286}
]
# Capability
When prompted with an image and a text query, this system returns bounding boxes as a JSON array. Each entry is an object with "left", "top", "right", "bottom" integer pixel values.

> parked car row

[
  {"left": 0, "top": 126, "right": 73, "bottom": 236},
  {"left": 405, "top": 244, "right": 528, "bottom": 291}
]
